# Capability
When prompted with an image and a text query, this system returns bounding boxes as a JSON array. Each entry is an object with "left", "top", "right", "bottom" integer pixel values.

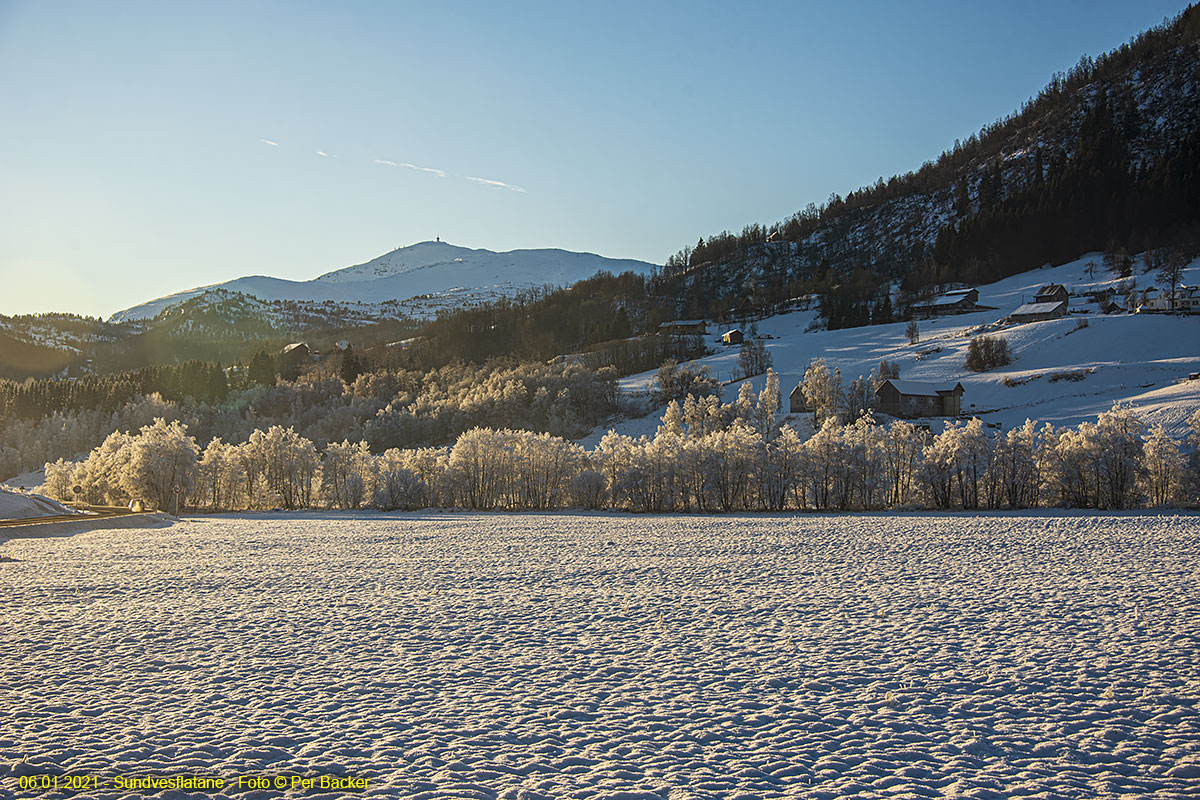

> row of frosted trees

[{"left": 42, "top": 373, "right": 1200, "bottom": 512}]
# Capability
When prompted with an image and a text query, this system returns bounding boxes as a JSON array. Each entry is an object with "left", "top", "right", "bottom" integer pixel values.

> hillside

[
  {"left": 658, "top": 6, "right": 1200, "bottom": 321},
  {"left": 582, "top": 253, "right": 1200, "bottom": 446}
]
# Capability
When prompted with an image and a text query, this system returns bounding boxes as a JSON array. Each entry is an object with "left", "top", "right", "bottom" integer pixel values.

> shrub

[{"left": 965, "top": 335, "right": 1012, "bottom": 371}]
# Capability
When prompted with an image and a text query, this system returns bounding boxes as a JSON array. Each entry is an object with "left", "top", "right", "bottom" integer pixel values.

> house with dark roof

[
  {"left": 875, "top": 379, "right": 964, "bottom": 418},
  {"left": 658, "top": 319, "right": 707, "bottom": 335},
  {"left": 1034, "top": 284, "right": 1069, "bottom": 305},
  {"left": 911, "top": 288, "right": 981, "bottom": 316},
  {"left": 789, "top": 382, "right": 808, "bottom": 413},
  {"left": 721, "top": 329, "right": 744, "bottom": 345}
]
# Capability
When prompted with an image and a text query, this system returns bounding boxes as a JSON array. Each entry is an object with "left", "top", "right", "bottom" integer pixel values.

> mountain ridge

[{"left": 109, "top": 241, "right": 655, "bottom": 323}]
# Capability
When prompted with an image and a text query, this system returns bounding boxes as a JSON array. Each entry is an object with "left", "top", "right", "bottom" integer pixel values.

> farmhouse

[
  {"left": 875, "top": 379, "right": 964, "bottom": 418},
  {"left": 1010, "top": 300, "right": 1067, "bottom": 322},
  {"left": 658, "top": 319, "right": 707, "bottom": 335},
  {"left": 1139, "top": 285, "right": 1200, "bottom": 313},
  {"left": 911, "top": 288, "right": 981, "bottom": 316},
  {"left": 1033, "top": 284, "right": 1069, "bottom": 305},
  {"left": 721, "top": 328, "right": 744, "bottom": 345},
  {"left": 281, "top": 342, "right": 310, "bottom": 364}
]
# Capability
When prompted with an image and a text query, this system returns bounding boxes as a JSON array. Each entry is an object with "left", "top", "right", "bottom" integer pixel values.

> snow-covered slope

[
  {"left": 583, "top": 252, "right": 1200, "bottom": 445},
  {"left": 109, "top": 242, "right": 655, "bottom": 322},
  {"left": 0, "top": 486, "right": 78, "bottom": 520}
]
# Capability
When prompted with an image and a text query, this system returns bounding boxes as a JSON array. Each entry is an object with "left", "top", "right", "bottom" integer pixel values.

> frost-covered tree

[
  {"left": 1140, "top": 424, "right": 1184, "bottom": 506},
  {"left": 321, "top": 439, "right": 374, "bottom": 509},
  {"left": 196, "top": 437, "right": 245, "bottom": 510},
  {"left": 240, "top": 426, "right": 318, "bottom": 509},
  {"left": 659, "top": 400, "right": 685, "bottom": 438},
  {"left": 878, "top": 420, "right": 926, "bottom": 507},
  {"left": 761, "top": 424, "right": 805, "bottom": 510},
  {"left": 121, "top": 418, "right": 200, "bottom": 511},
  {"left": 373, "top": 449, "right": 429, "bottom": 510},
  {"left": 1094, "top": 404, "right": 1144, "bottom": 509},
  {"left": 446, "top": 427, "right": 513, "bottom": 510},
  {"left": 801, "top": 358, "right": 844, "bottom": 425},
  {"left": 734, "top": 381, "right": 757, "bottom": 426},
  {"left": 802, "top": 417, "right": 846, "bottom": 510},
  {"left": 992, "top": 419, "right": 1041, "bottom": 508},
  {"left": 839, "top": 414, "right": 887, "bottom": 509},
  {"left": 755, "top": 369, "right": 781, "bottom": 437}
]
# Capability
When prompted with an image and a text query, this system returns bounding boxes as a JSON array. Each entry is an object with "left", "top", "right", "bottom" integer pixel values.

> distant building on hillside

[
  {"left": 789, "top": 382, "right": 808, "bottom": 413},
  {"left": 1033, "top": 284, "right": 1070, "bottom": 305},
  {"left": 875, "top": 379, "right": 964, "bottom": 418},
  {"left": 658, "top": 319, "right": 707, "bottom": 335},
  {"left": 1010, "top": 300, "right": 1067, "bottom": 323},
  {"left": 721, "top": 328, "right": 744, "bottom": 345},
  {"left": 1139, "top": 285, "right": 1200, "bottom": 313},
  {"left": 911, "top": 288, "right": 981, "bottom": 316},
  {"left": 280, "top": 342, "right": 311, "bottom": 374}
]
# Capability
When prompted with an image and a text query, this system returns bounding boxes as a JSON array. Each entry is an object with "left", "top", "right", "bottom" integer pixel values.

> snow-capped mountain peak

[
  {"left": 316, "top": 241, "right": 481, "bottom": 283},
  {"left": 109, "top": 242, "right": 655, "bottom": 322}
]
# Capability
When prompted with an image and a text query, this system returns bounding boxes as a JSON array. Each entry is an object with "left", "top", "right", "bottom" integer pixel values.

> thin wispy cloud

[
  {"left": 315, "top": 150, "right": 338, "bottom": 158},
  {"left": 374, "top": 159, "right": 447, "bottom": 178},
  {"left": 258, "top": 139, "right": 280, "bottom": 147},
  {"left": 467, "top": 176, "right": 526, "bottom": 193}
]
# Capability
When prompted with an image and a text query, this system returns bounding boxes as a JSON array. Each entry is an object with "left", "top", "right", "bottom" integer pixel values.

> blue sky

[{"left": 0, "top": 0, "right": 1192, "bottom": 318}]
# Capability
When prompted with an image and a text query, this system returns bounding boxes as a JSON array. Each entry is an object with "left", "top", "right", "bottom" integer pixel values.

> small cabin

[
  {"left": 789, "top": 382, "right": 808, "bottom": 413},
  {"left": 722, "top": 329, "right": 744, "bottom": 345},
  {"left": 658, "top": 319, "right": 707, "bottom": 335},
  {"left": 1010, "top": 300, "right": 1067, "bottom": 322},
  {"left": 875, "top": 379, "right": 964, "bottom": 418}
]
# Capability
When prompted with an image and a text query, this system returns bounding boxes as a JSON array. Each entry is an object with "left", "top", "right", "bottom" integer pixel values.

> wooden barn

[
  {"left": 1010, "top": 300, "right": 1067, "bottom": 322},
  {"left": 721, "top": 328, "right": 744, "bottom": 345},
  {"left": 658, "top": 319, "right": 707, "bottom": 335},
  {"left": 911, "top": 288, "right": 980, "bottom": 316},
  {"left": 281, "top": 342, "right": 310, "bottom": 365},
  {"left": 875, "top": 379, "right": 964, "bottom": 418}
]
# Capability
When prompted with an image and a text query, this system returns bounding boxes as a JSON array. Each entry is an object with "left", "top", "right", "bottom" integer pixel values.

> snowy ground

[
  {"left": 3, "top": 512, "right": 1199, "bottom": 799},
  {"left": 0, "top": 486, "right": 78, "bottom": 520},
  {"left": 582, "top": 253, "right": 1200, "bottom": 447}
]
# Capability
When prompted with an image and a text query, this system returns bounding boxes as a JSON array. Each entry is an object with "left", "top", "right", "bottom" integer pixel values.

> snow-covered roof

[
  {"left": 660, "top": 319, "right": 705, "bottom": 327},
  {"left": 928, "top": 292, "right": 975, "bottom": 306},
  {"left": 1011, "top": 301, "right": 1066, "bottom": 316},
  {"left": 282, "top": 342, "right": 308, "bottom": 353},
  {"left": 879, "top": 379, "right": 963, "bottom": 397}
]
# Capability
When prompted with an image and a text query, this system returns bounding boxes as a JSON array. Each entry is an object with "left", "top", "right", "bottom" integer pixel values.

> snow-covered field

[{"left": 3, "top": 513, "right": 1199, "bottom": 799}]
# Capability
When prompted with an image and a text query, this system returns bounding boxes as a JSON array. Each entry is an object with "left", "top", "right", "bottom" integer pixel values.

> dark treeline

[
  {"left": 651, "top": 5, "right": 1200, "bottom": 325},
  {"left": 409, "top": 271, "right": 700, "bottom": 366},
  {"left": 0, "top": 361, "right": 232, "bottom": 423}
]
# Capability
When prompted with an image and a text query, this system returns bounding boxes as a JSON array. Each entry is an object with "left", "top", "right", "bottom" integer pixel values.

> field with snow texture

[{"left": 3, "top": 513, "right": 1200, "bottom": 799}]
